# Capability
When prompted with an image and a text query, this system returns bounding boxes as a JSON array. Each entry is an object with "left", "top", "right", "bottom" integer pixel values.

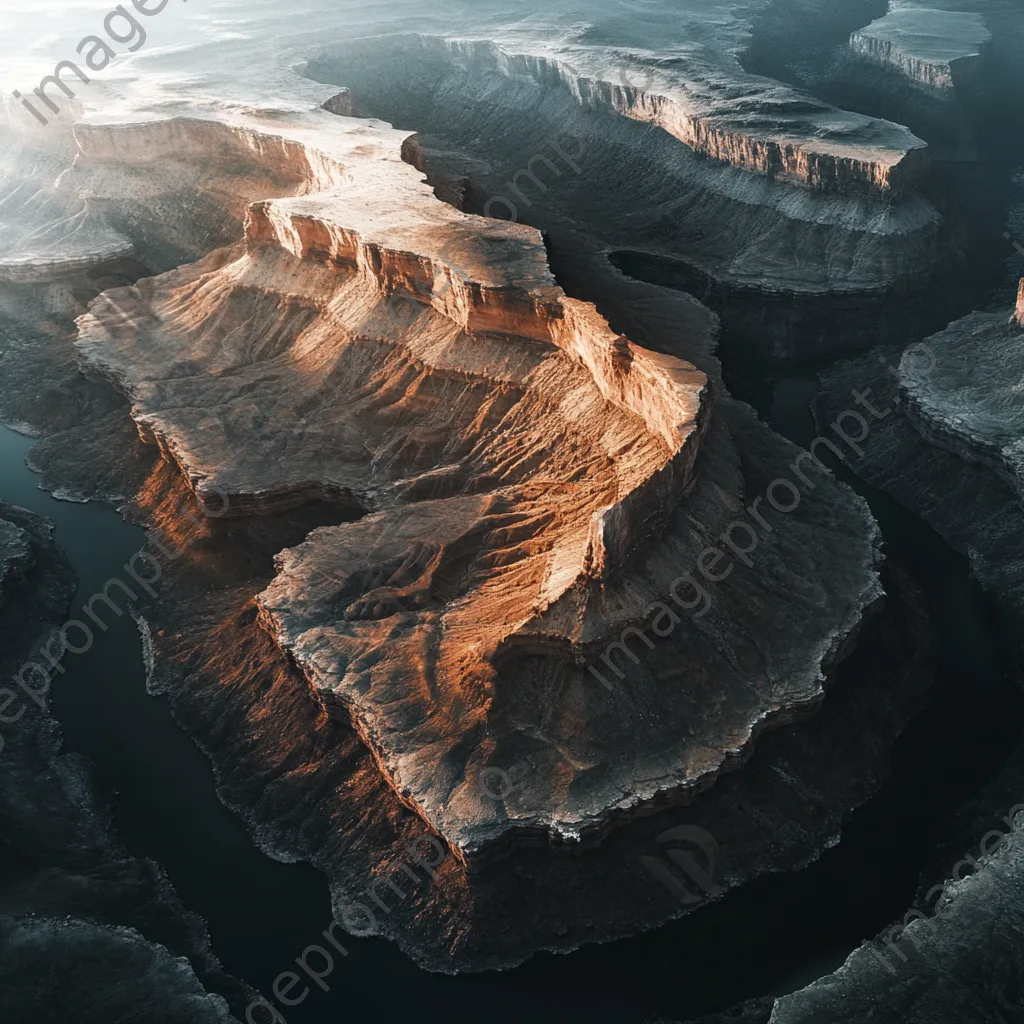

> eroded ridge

[
  {"left": 321, "top": 29, "right": 929, "bottom": 193},
  {"left": 850, "top": 6, "right": 991, "bottom": 95},
  {"left": 71, "top": 111, "right": 800, "bottom": 856},
  {"left": 69, "top": 108, "right": 883, "bottom": 863}
]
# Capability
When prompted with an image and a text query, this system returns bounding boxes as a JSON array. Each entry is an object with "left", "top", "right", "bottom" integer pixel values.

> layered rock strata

[
  {"left": 899, "top": 281, "right": 1024, "bottom": 502},
  {"left": 305, "top": 27, "right": 954, "bottom": 358},
  {"left": 815, "top": 283, "right": 1024, "bottom": 622},
  {"left": 21, "top": 249, "right": 929, "bottom": 971},
  {"left": 66, "top": 108, "right": 887, "bottom": 863},
  {"left": 850, "top": 7, "right": 991, "bottom": 95},
  {"left": 382, "top": 30, "right": 928, "bottom": 194},
  {"left": 0, "top": 0, "right": 953, "bottom": 976}
]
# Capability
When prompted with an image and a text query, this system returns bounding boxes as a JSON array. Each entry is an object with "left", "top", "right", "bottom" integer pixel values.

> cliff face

[
  {"left": 0, "top": 0, "right": 963, "bottom": 981},
  {"left": 419, "top": 34, "right": 928, "bottom": 194},
  {"left": 305, "top": 27, "right": 956, "bottom": 359},
  {"left": 31, "top": 231, "right": 915, "bottom": 971},
  {"left": 814, "top": 280, "right": 1024, "bottom": 625},
  {"left": 850, "top": 7, "right": 991, "bottom": 95},
  {"left": 899, "top": 284, "right": 1024, "bottom": 502},
  {"left": 57, "top": 103, "right": 889, "bottom": 864}
]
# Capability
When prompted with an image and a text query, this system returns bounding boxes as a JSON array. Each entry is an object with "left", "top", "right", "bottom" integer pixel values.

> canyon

[{"left": 0, "top": 1, "right": 1022, "bottom": 1022}]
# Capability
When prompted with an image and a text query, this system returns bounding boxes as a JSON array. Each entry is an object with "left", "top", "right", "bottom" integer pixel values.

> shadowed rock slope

[
  {"left": 0, "top": 0, "right": 950, "bottom": 976},
  {"left": 61, "top": 105, "right": 891, "bottom": 864}
]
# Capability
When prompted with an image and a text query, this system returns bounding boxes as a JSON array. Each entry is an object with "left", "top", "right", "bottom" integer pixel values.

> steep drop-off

[
  {"left": 0, "top": 0, "right": 977, "bottom": 987},
  {"left": 62, "top": 107, "right": 890, "bottom": 865}
]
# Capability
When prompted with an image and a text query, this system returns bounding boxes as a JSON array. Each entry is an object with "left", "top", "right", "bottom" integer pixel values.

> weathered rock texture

[
  {"left": 900, "top": 281, "right": 1024, "bottom": 502},
  {"left": 0, "top": 0, "right": 968, "bottom": 981},
  {"left": 63, "top": 108, "right": 890, "bottom": 864},
  {"left": 763, "top": 811, "right": 1024, "bottom": 1024},
  {"left": 303, "top": 19, "right": 959, "bottom": 359},
  {"left": 676, "top": 771, "right": 1024, "bottom": 1024},
  {"left": 0, "top": 92, "right": 923, "bottom": 967},
  {"left": 816, "top": 283, "right": 1024, "bottom": 623},
  {"left": 850, "top": 7, "right": 991, "bottom": 95},
  {"left": 370, "top": 29, "right": 928, "bottom": 194}
]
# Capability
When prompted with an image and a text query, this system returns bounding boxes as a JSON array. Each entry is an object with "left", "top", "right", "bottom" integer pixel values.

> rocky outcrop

[
  {"left": 677, "top": 752, "right": 1024, "bottom": 1024},
  {"left": 305, "top": 25, "right": 956, "bottom": 360},
  {"left": 814, "top": 282, "right": 1024, "bottom": 622},
  {"left": 899, "top": 282, "right": 1024, "bottom": 502},
  {"left": 763, "top": 809, "right": 1024, "bottom": 1024},
  {"left": 392, "top": 32, "right": 927, "bottom": 194},
  {"left": 0, "top": 918, "right": 238, "bottom": 1024},
  {"left": 0, "top": 0, "right": 977, "bottom": 984},
  {"left": 850, "top": 7, "right": 991, "bottom": 96},
  {"left": 0, "top": 103, "right": 913, "bottom": 967},
  {"left": 59, "top": 103, "right": 894, "bottom": 864},
  {"left": 26, "top": 247, "right": 925, "bottom": 970}
]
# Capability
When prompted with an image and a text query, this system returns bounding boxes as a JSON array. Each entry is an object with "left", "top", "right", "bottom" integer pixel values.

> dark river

[{"left": 1, "top": 404, "right": 1020, "bottom": 1023}]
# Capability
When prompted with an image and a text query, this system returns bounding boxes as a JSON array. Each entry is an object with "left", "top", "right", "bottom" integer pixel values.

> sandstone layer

[
  {"left": 62, "top": 105, "right": 891, "bottom": 863},
  {"left": 0, "top": 233, "right": 931, "bottom": 970},
  {"left": 304, "top": 21, "right": 954, "bottom": 359},
  {"left": 0, "top": 0, "right": 965, "bottom": 982},
  {"left": 371, "top": 27, "right": 928, "bottom": 194}
]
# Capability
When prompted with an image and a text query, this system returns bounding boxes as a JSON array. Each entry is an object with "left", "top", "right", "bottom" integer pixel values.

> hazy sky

[{"left": 0, "top": 1, "right": 237, "bottom": 93}]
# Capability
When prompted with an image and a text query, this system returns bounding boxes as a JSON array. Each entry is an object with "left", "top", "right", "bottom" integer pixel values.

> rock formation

[
  {"left": 850, "top": 6, "right": 991, "bottom": 95},
  {"left": 0, "top": 87, "right": 913, "bottom": 968},
  {"left": 900, "top": 283, "right": 1024, "bottom": 501},
  {"left": 305, "top": 19, "right": 957, "bottom": 359},
  {"left": 815, "top": 281, "right": 1024, "bottom": 620},
  {"left": 64, "top": 107, "right": 888, "bottom": 866},
  {"left": 6, "top": 0, "right": 1020, "bottom": 1003}
]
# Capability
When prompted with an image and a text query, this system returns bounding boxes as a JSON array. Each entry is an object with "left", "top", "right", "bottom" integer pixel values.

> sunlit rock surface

[
  {"left": 0, "top": 99, "right": 907, "bottom": 962},
  {"left": 306, "top": 19, "right": 951, "bottom": 359},
  {"left": 63, "top": 109, "right": 890, "bottom": 862},
  {"left": 15, "top": 276, "right": 927, "bottom": 970},
  {"left": 0, "top": 0, "right": 969, "bottom": 973},
  {"left": 361, "top": 27, "right": 928, "bottom": 194}
]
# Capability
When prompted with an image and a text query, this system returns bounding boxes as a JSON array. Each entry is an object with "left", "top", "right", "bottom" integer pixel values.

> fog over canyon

[{"left": 0, "top": 2, "right": 1022, "bottom": 1023}]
